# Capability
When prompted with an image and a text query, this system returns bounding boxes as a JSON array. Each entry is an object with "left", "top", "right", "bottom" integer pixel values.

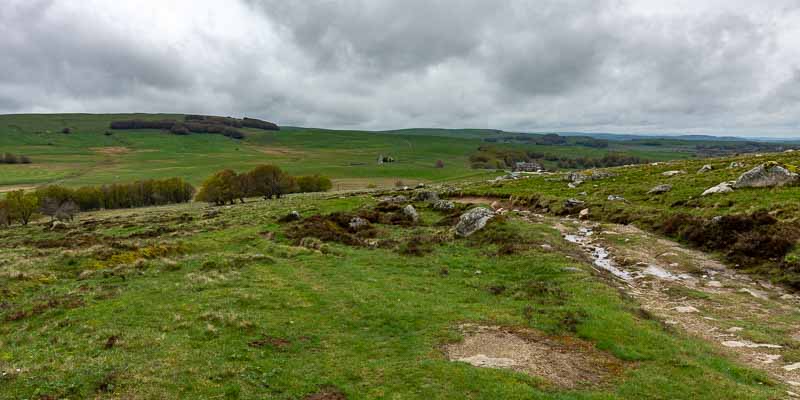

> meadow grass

[{"left": 0, "top": 194, "right": 784, "bottom": 399}]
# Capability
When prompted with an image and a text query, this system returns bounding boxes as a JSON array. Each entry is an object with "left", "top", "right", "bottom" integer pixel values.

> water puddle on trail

[
  {"left": 563, "top": 225, "right": 689, "bottom": 283},
  {"left": 563, "top": 227, "right": 634, "bottom": 281}
]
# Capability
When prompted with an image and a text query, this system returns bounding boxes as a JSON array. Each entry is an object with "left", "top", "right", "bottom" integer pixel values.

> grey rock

[
  {"left": 280, "top": 210, "right": 301, "bottom": 222},
  {"left": 203, "top": 209, "right": 221, "bottom": 219},
  {"left": 455, "top": 207, "right": 494, "bottom": 237},
  {"left": 607, "top": 195, "right": 625, "bottom": 201},
  {"left": 412, "top": 190, "right": 439, "bottom": 203},
  {"left": 403, "top": 204, "right": 419, "bottom": 222},
  {"left": 662, "top": 170, "right": 685, "bottom": 177},
  {"left": 648, "top": 184, "right": 673, "bottom": 194},
  {"left": 579, "top": 208, "right": 590, "bottom": 219},
  {"left": 697, "top": 164, "right": 713, "bottom": 173},
  {"left": 729, "top": 161, "right": 745, "bottom": 169},
  {"left": 432, "top": 199, "right": 455, "bottom": 211},
  {"left": 348, "top": 217, "right": 369, "bottom": 231},
  {"left": 702, "top": 182, "right": 735, "bottom": 196},
  {"left": 733, "top": 163, "right": 799, "bottom": 189},
  {"left": 380, "top": 195, "right": 408, "bottom": 204},
  {"left": 564, "top": 198, "right": 585, "bottom": 208}
]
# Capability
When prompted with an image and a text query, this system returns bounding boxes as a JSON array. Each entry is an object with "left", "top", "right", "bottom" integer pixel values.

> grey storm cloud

[{"left": 1, "top": 0, "right": 799, "bottom": 136}]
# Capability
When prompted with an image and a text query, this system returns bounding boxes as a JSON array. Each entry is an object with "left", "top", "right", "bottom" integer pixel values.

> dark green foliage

[
  {"left": 555, "top": 153, "right": 644, "bottom": 169},
  {"left": 5, "top": 189, "right": 40, "bottom": 225},
  {"left": 34, "top": 178, "right": 195, "bottom": 212},
  {"left": 109, "top": 114, "right": 278, "bottom": 140}
]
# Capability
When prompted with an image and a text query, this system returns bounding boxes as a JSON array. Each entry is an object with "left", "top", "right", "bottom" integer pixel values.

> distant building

[{"left": 513, "top": 161, "right": 543, "bottom": 172}]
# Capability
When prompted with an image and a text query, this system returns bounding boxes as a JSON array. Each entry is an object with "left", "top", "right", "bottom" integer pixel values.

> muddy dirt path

[
  {"left": 451, "top": 197, "right": 800, "bottom": 393},
  {"left": 543, "top": 214, "right": 800, "bottom": 393}
]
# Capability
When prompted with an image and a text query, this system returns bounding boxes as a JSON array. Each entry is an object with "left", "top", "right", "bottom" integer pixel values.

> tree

[
  {"left": 196, "top": 169, "right": 242, "bottom": 205},
  {"left": 6, "top": 190, "right": 39, "bottom": 225},
  {"left": 296, "top": 175, "right": 332, "bottom": 193},
  {"left": 246, "top": 165, "right": 295, "bottom": 199}
]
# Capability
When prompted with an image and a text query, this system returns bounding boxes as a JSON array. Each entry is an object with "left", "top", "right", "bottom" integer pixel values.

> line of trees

[
  {"left": 196, "top": 165, "right": 332, "bottom": 205},
  {"left": 109, "top": 115, "right": 279, "bottom": 140},
  {"left": 0, "top": 178, "right": 197, "bottom": 227},
  {"left": 1, "top": 153, "right": 32, "bottom": 164}
]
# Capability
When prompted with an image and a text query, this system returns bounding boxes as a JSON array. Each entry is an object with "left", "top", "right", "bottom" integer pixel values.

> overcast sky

[{"left": 1, "top": 1, "right": 799, "bottom": 136}]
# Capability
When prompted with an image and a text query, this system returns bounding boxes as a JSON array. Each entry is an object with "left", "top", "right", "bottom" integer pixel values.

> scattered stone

[
  {"left": 541, "top": 244, "right": 553, "bottom": 251},
  {"left": 577, "top": 191, "right": 588, "bottom": 196},
  {"left": 578, "top": 208, "right": 590, "bottom": 220},
  {"left": 674, "top": 306, "right": 699, "bottom": 313},
  {"left": 725, "top": 327, "right": 743, "bottom": 333},
  {"left": 348, "top": 217, "right": 369, "bottom": 231},
  {"left": 648, "top": 184, "right": 672, "bottom": 194},
  {"left": 564, "top": 198, "right": 585, "bottom": 208},
  {"left": 706, "top": 281, "right": 723, "bottom": 288},
  {"left": 412, "top": 190, "right": 439, "bottom": 203},
  {"left": 607, "top": 195, "right": 625, "bottom": 201},
  {"left": 455, "top": 207, "right": 495, "bottom": 237},
  {"left": 432, "top": 199, "right": 455, "bottom": 211},
  {"left": 702, "top": 181, "right": 734, "bottom": 196},
  {"left": 729, "top": 161, "right": 745, "bottom": 169},
  {"left": 403, "top": 204, "right": 419, "bottom": 222},
  {"left": 50, "top": 220, "right": 68, "bottom": 231},
  {"left": 697, "top": 164, "right": 713, "bottom": 173},
  {"left": 760, "top": 354, "right": 782, "bottom": 364},
  {"left": 379, "top": 195, "right": 408, "bottom": 204},
  {"left": 733, "top": 162, "right": 799, "bottom": 189},
  {"left": 662, "top": 170, "right": 685, "bottom": 177}
]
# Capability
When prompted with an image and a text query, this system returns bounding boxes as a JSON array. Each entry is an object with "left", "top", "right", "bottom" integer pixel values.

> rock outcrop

[
  {"left": 455, "top": 207, "right": 494, "bottom": 237},
  {"left": 733, "top": 162, "right": 799, "bottom": 189}
]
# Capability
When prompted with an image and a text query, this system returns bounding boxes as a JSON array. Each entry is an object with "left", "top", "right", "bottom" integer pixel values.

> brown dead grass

[{"left": 445, "top": 324, "right": 623, "bottom": 389}]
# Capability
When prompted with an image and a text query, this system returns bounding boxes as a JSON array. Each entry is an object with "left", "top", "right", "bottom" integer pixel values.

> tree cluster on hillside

[
  {"left": 482, "top": 133, "right": 609, "bottom": 149},
  {"left": 695, "top": 142, "right": 799, "bottom": 157},
  {"left": 553, "top": 153, "right": 644, "bottom": 169},
  {"left": 470, "top": 145, "right": 646, "bottom": 170},
  {"left": 196, "top": 165, "right": 332, "bottom": 205},
  {"left": 1, "top": 152, "right": 32, "bottom": 164},
  {"left": 109, "top": 115, "right": 279, "bottom": 140}
]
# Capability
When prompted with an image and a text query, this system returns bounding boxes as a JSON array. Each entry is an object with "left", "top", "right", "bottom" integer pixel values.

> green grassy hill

[{"left": 3, "top": 113, "right": 787, "bottom": 193}]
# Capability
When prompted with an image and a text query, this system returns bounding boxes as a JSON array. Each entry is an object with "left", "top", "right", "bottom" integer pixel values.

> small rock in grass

[
  {"left": 403, "top": 204, "right": 419, "bottom": 222},
  {"left": 674, "top": 306, "right": 699, "bottom": 313},
  {"left": 648, "top": 184, "right": 672, "bottom": 194}
]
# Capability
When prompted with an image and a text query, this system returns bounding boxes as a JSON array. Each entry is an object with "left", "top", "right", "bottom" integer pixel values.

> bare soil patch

[
  {"left": 304, "top": 386, "right": 347, "bottom": 400},
  {"left": 445, "top": 324, "right": 622, "bottom": 389},
  {"left": 90, "top": 146, "right": 131, "bottom": 156}
]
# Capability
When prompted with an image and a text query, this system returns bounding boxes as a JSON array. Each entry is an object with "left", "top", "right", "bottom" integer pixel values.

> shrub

[
  {"left": 245, "top": 165, "right": 296, "bottom": 199},
  {"left": 196, "top": 170, "right": 244, "bottom": 205},
  {"left": 435, "top": 160, "right": 445, "bottom": 168},
  {"left": 296, "top": 175, "right": 332, "bottom": 193},
  {"left": 6, "top": 190, "right": 39, "bottom": 225}
]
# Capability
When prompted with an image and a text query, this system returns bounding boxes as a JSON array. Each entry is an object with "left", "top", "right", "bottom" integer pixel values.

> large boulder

[
  {"left": 733, "top": 162, "right": 799, "bottom": 189},
  {"left": 648, "top": 184, "right": 672, "bottom": 194},
  {"left": 702, "top": 181, "right": 734, "bottom": 196},
  {"left": 348, "top": 217, "right": 369, "bottom": 231},
  {"left": 564, "top": 198, "right": 585, "bottom": 208},
  {"left": 455, "top": 207, "right": 495, "bottom": 237}
]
